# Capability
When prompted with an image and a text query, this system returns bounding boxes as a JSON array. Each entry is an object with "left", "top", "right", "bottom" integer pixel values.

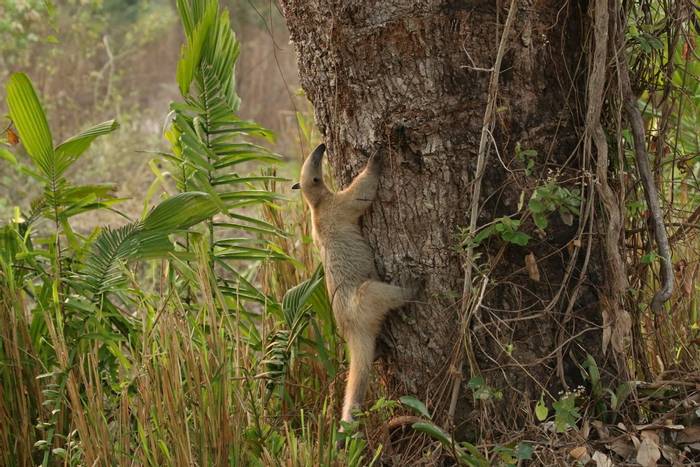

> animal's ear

[{"left": 291, "top": 182, "right": 301, "bottom": 190}]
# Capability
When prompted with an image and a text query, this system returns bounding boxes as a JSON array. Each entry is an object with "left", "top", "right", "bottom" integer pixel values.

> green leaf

[
  {"left": 643, "top": 33, "right": 664, "bottom": 50},
  {"left": 641, "top": 251, "right": 659, "bottom": 264},
  {"left": 535, "top": 394, "right": 548, "bottom": 421},
  {"left": 583, "top": 354, "right": 601, "bottom": 397},
  {"left": 533, "top": 213, "right": 549, "bottom": 230},
  {"left": 370, "top": 397, "right": 399, "bottom": 412},
  {"left": 81, "top": 223, "right": 145, "bottom": 295},
  {"left": 467, "top": 375, "right": 502, "bottom": 400},
  {"left": 472, "top": 225, "right": 496, "bottom": 245},
  {"left": 212, "top": 174, "right": 288, "bottom": 187},
  {"left": 399, "top": 395, "right": 431, "bottom": 419},
  {"left": 411, "top": 422, "right": 452, "bottom": 446},
  {"left": 259, "top": 267, "right": 325, "bottom": 392},
  {"left": 528, "top": 198, "right": 545, "bottom": 214},
  {"left": 176, "top": 0, "right": 217, "bottom": 96},
  {"left": 613, "top": 382, "right": 634, "bottom": 410},
  {"left": 552, "top": 394, "right": 580, "bottom": 432},
  {"left": 499, "top": 217, "right": 520, "bottom": 230},
  {"left": 503, "top": 231, "right": 531, "bottom": 246},
  {"left": 6, "top": 72, "right": 54, "bottom": 177},
  {"left": 515, "top": 442, "right": 534, "bottom": 461},
  {"left": 281, "top": 266, "right": 324, "bottom": 325},
  {"left": 54, "top": 119, "right": 119, "bottom": 173},
  {"left": 0, "top": 147, "right": 17, "bottom": 165},
  {"left": 467, "top": 375, "right": 485, "bottom": 390},
  {"left": 143, "top": 191, "right": 219, "bottom": 231}
]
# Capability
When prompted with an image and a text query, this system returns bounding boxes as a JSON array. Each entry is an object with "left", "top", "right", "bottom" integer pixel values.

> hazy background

[{"left": 0, "top": 0, "right": 307, "bottom": 228}]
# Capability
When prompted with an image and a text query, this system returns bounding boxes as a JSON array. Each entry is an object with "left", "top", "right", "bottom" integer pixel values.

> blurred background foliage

[{"left": 0, "top": 0, "right": 304, "bottom": 227}]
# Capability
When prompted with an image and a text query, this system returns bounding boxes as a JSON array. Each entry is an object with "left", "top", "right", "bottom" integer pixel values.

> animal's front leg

[{"left": 337, "top": 149, "right": 383, "bottom": 218}]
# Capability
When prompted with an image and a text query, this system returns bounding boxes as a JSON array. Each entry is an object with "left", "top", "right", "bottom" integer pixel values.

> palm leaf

[
  {"left": 6, "top": 73, "right": 55, "bottom": 178},
  {"left": 55, "top": 120, "right": 119, "bottom": 174},
  {"left": 142, "top": 191, "right": 219, "bottom": 231},
  {"left": 176, "top": 0, "right": 217, "bottom": 97},
  {"left": 259, "top": 267, "right": 326, "bottom": 395},
  {"left": 168, "top": 0, "right": 283, "bottom": 316},
  {"left": 82, "top": 191, "right": 220, "bottom": 297},
  {"left": 82, "top": 223, "right": 144, "bottom": 295},
  {"left": 281, "top": 266, "right": 325, "bottom": 326}
]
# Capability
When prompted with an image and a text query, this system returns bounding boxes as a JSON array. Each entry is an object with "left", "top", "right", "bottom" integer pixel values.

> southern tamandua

[{"left": 292, "top": 143, "right": 412, "bottom": 426}]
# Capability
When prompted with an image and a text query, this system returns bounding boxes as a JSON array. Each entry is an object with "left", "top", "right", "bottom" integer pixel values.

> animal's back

[{"left": 313, "top": 200, "right": 378, "bottom": 314}]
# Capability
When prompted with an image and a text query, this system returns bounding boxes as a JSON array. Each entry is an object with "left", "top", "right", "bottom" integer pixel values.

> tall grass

[{"left": 0, "top": 231, "right": 372, "bottom": 465}]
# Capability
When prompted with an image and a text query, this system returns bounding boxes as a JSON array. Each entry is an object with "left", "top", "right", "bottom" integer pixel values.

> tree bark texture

[{"left": 281, "top": 0, "right": 618, "bottom": 436}]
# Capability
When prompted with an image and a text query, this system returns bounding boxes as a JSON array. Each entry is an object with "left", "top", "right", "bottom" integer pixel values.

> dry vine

[{"left": 450, "top": 0, "right": 519, "bottom": 425}]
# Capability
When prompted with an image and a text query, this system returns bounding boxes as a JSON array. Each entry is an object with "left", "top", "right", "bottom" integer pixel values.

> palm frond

[
  {"left": 176, "top": 0, "right": 217, "bottom": 97},
  {"left": 142, "top": 191, "right": 219, "bottom": 231},
  {"left": 81, "top": 223, "right": 144, "bottom": 295},
  {"left": 81, "top": 192, "right": 220, "bottom": 297},
  {"left": 55, "top": 120, "right": 119, "bottom": 174},
  {"left": 6, "top": 73, "right": 120, "bottom": 228},
  {"left": 166, "top": 0, "right": 285, "bottom": 312},
  {"left": 258, "top": 267, "right": 326, "bottom": 394},
  {"left": 6, "top": 73, "right": 55, "bottom": 179}
]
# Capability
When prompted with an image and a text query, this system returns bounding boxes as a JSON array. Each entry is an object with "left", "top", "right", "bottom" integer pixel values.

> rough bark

[{"left": 281, "top": 0, "right": 620, "bottom": 437}]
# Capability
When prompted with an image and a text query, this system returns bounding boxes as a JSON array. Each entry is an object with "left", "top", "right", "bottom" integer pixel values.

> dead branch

[
  {"left": 386, "top": 415, "right": 430, "bottom": 431},
  {"left": 617, "top": 47, "right": 674, "bottom": 315},
  {"left": 451, "top": 0, "right": 519, "bottom": 424}
]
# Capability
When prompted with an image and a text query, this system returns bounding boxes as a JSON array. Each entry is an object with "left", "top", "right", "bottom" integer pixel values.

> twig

[
  {"left": 448, "top": 278, "right": 488, "bottom": 421},
  {"left": 461, "top": 43, "right": 494, "bottom": 72},
  {"left": 616, "top": 43, "right": 674, "bottom": 315},
  {"left": 450, "top": 0, "right": 519, "bottom": 423},
  {"left": 669, "top": 203, "right": 700, "bottom": 243},
  {"left": 386, "top": 415, "right": 430, "bottom": 431},
  {"left": 587, "top": 0, "right": 627, "bottom": 298}
]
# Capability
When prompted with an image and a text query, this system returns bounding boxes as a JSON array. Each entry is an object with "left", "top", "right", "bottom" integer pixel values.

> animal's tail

[{"left": 340, "top": 280, "right": 412, "bottom": 425}]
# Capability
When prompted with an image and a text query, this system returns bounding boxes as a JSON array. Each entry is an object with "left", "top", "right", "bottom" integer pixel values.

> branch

[
  {"left": 450, "top": 0, "right": 519, "bottom": 424},
  {"left": 617, "top": 50, "right": 673, "bottom": 314}
]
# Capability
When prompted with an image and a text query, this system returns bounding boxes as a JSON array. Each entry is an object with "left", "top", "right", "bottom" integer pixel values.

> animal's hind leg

[{"left": 356, "top": 280, "right": 411, "bottom": 323}]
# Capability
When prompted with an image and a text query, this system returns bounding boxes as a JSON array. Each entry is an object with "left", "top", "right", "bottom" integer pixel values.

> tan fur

[{"left": 294, "top": 143, "right": 410, "bottom": 425}]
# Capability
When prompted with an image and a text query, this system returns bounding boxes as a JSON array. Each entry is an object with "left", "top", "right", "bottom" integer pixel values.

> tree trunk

[{"left": 281, "top": 0, "right": 622, "bottom": 438}]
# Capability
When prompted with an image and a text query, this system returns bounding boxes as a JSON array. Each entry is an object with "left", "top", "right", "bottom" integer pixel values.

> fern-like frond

[
  {"left": 258, "top": 267, "right": 326, "bottom": 394},
  {"left": 82, "top": 223, "right": 144, "bottom": 295},
  {"left": 167, "top": 0, "right": 285, "bottom": 312},
  {"left": 81, "top": 192, "right": 219, "bottom": 297}
]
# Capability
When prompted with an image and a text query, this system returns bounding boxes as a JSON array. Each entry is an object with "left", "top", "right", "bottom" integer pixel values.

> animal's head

[{"left": 292, "top": 143, "right": 330, "bottom": 206}]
